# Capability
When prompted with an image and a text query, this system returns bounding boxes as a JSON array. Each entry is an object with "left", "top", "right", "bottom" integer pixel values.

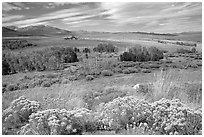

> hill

[
  {"left": 17, "top": 25, "right": 72, "bottom": 36},
  {"left": 2, "top": 27, "right": 22, "bottom": 37},
  {"left": 2, "top": 25, "right": 73, "bottom": 37}
]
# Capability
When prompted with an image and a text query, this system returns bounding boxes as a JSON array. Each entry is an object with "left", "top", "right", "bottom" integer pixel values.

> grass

[
  {"left": 145, "top": 69, "right": 202, "bottom": 108},
  {"left": 3, "top": 67, "right": 201, "bottom": 111}
]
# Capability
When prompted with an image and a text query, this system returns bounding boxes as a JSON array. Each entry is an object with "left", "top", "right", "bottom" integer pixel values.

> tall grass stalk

[{"left": 147, "top": 69, "right": 201, "bottom": 108}]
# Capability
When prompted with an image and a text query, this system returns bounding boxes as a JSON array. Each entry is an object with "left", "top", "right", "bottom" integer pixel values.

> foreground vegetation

[
  {"left": 2, "top": 38, "right": 202, "bottom": 135},
  {"left": 3, "top": 95, "right": 202, "bottom": 135},
  {"left": 2, "top": 69, "right": 202, "bottom": 135}
]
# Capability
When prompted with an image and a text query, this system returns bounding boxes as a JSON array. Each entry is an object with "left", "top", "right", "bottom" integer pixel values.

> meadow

[{"left": 2, "top": 32, "right": 202, "bottom": 135}]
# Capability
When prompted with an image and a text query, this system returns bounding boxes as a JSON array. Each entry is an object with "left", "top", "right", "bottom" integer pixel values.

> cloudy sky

[{"left": 2, "top": 2, "right": 202, "bottom": 33}]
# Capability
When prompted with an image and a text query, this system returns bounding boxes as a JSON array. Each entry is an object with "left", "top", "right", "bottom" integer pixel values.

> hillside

[
  {"left": 17, "top": 25, "right": 72, "bottom": 36},
  {"left": 2, "top": 27, "right": 21, "bottom": 37},
  {"left": 75, "top": 30, "right": 202, "bottom": 42},
  {"left": 2, "top": 25, "right": 73, "bottom": 37}
]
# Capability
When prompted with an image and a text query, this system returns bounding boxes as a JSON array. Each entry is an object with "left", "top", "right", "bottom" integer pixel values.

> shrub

[
  {"left": 2, "top": 83, "right": 8, "bottom": 88},
  {"left": 2, "top": 47, "right": 79, "bottom": 75},
  {"left": 189, "top": 63, "right": 198, "bottom": 68},
  {"left": 140, "top": 63, "right": 150, "bottom": 69},
  {"left": 176, "top": 41, "right": 197, "bottom": 47},
  {"left": 83, "top": 87, "right": 127, "bottom": 110},
  {"left": 83, "top": 48, "right": 91, "bottom": 53},
  {"left": 2, "top": 39, "right": 37, "bottom": 50},
  {"left": 95, "top": 96, "right": 202, "bottom": 135},
  {"left": 19, "top": 83, "right": 29, "bottom": 90},
  {"left": 44, "top": 73, "right": 59, "bottom": 79},
  {"left": 62, "top": 79, "right": 69, "bottom": 84},
  {"left": 101, "top": 70, "right": 113, "bottom": 76},
  {"left": 6, "top": 84, "right": 19, "bottom": 91},
  {"left": 112, "top": 67, "right": 123, "bottom": 73},
  {"left": 41, "top": 80, "right": 52, "bottom": 87},
  {"left": 86, "top": 75, "right": 95, "bottom": 81},
  {"left": 19, "top": 108, "right": 95, "bottom": 135},
  {"left": 149, "top": 64, "right": 160, "bottom": 69},
  {"left": 93, "top": 43, "right": 118, "bottom": 53},
  {"left": 141, "top": 69, "right": 151, "bottom": 73},
  {"left": 176, "top": 48, "right": 192, "bottom": 54},
  {"left": 68, "top": 75, "right": 78, "bottom": 81},
  {"left": 196, "top": 62, "right": 202, "bottom": 66},
  {"left": 74, "top": 47, "right": 80, "bottom": 53},
  {"left": 120, "top": 46, "right": 163, "bottom": 62},
  {"left": 122, "top": 68, "right": 139, "bottom": 74},
  {"left": 2, "top": 96, "right": 41, "bottom": 134},
  {"left": 122, "top": 69, "right": 131, "bottom": 74},
  {"left": 191, "top": 47, "right": 197, "bottom": 53}
]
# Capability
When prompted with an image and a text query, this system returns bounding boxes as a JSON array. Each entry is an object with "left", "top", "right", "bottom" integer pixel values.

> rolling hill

[
  {"left": 2, "top": 25, "right": 73, "bottom": 37},
  {"left": 2, "top": 27, "right": 22, "bottom": 37}
]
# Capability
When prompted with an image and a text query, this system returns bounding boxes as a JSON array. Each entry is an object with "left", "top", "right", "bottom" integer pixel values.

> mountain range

[
  {"left": 2, "top": 25, "right": 202, "bottom": 42},
  {"left": 2, "top": 25, "right": 73, "bottom": 37}
]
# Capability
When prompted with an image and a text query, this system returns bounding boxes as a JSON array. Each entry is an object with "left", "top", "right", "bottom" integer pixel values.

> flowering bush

[
  {"left": 94, "top": 96, "right": 202, "bottom": 135},
  {"left": 3, "top": 96, "right": 202, "bottom": 135},
  {"left": 18, "top": 108, "right": 98, "bottom": 135},
  {"left": 149, "top": 98, "right": 202, "bottom": 135},
  {"left": 95, "top": 96, "right": 152, "bottom": 131},
  {"left": 2, "top": 96, "right": 41, "bottom": 134}
]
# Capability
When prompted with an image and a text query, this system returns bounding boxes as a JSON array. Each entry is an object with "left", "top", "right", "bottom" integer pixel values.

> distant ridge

[
  {"left": 3, "top": 25, "right": 73, "bottom": 37},
  {"left": 2, "top": 27, "right": 21, "bottom": 37}
]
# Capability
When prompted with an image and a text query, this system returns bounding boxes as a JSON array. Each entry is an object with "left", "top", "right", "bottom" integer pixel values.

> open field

[{"left": 3, "top": 30, "right": 202, "bottom": 53}]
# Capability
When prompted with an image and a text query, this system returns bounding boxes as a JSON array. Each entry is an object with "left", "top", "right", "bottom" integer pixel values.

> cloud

[
  {"left": 3, "top": 3, "right": 103, "bottom": 27},
  {"left": 2, "top": 2, "right": 22, "bottom": 11},
  {"left": 99, "top": 2, "right": 201, "bottom": 32},
  {"left": 2, "top": 2, "right": 202, "bottom": 33},
  {"left": 19, "top": 21, "right": 48, "bottom": 28},
  {"left": 2, "top": 15, "right": 24, "bottom": 22}
]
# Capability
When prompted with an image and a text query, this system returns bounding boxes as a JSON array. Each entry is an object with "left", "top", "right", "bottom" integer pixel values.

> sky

[{"left": 2, "top": 2, "right": 202, "bottom": 33}]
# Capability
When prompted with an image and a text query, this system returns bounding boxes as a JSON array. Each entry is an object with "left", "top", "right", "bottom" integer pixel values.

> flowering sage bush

[
  {"left": 3, "top": 96, "right": 202, "bottom": 135},
  {"left": 95, "top": 96, "right": 152, "bottom": 131},
  {"left": 150, "top": 98, "right": 202, "bottom": 135},
  {"left": 18, "top": 108, "right": 98, "bottom": 135},
  {"left": 2, "top": 96, "right": 41, "bottom": 134},
  {"left": 94, "top": 96, "right": 202, "bottom": 135}
]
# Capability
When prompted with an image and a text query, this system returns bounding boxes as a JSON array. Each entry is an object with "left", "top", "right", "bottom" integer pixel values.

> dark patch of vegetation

[
  {"left": 120, "top": 46, "right": 164, "bottom": 62},
  {"left": 176, "top": 41, "right": 197, "bottom": 47},
  {"left": 83, "top": 48, "right": 91, "bottom": 53},
  {"left": 2, "top": 39, "right": 37, "bottom": 50},
  {"left": 93, "top": 43, "right": 118, "bottom": 53},
  {"left": 2, "top": 47, "right": 79, "bottom": 75},
  {"left": 101, "top": 70, "right": 114, "bottom": 76},
  {"left": 141, "top": 69, "right": 151, "bottom": 73},
  {"left": 74, "top": 47, "right": 80, "bottom": 53},
  {"left": 176, "top": 48, "right": 196, "bottom": 54},
  {"left": 6, "top": 84, "right": 19, "bottom": 91}
]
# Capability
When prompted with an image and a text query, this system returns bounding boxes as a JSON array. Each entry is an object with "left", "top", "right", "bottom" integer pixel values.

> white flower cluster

[
  {"left": 150, "top": 98, "right": 202, "bottom": 135},
  {"left": 95, "top": 96, "right": 152, "bottom": 131},
  {"left": 94, "top": 96, "right": 202, "bottom": 135},
  {"left": 4, "top": 96, "right": 202, "bottom": 135},
  {"left": 19, "top": 108, "right": 94, "bottom": 135},
  {"left": 2, "top": 96, "right": 41, "bottom": 134}
]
